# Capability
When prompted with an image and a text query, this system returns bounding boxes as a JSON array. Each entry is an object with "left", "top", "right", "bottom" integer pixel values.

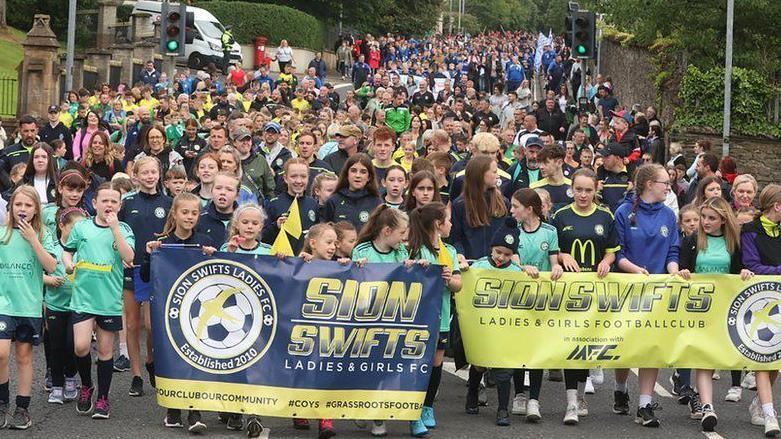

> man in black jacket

[
  {"left": 0, "top": 115, "right": 38, "bottom": 191},
  {"left": 536, "top": 98, "right": 566, "bottom": 140},
  {"left": 40, "top": 105, "right": 72, "bottom": 154}
]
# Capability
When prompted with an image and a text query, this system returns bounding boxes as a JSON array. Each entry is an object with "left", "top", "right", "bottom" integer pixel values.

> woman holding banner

[
  {"left": 612, "top": 163, "right": 687, "bottom": 428},
  {"left": 741, "top": 184, "right": 781, "bottom": 436},
  {"left": 678, "top": 196, "right": 754, "bottom": 433},
  {"left": 550, "top": 168, "right": 618, "bottom": 425}
]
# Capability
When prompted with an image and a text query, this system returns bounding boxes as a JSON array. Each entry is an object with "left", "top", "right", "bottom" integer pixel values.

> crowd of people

[{"left": 0, "top": 28, "right": 778, "bottom": 439}]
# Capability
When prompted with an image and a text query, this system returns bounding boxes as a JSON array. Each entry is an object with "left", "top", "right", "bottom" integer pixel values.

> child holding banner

[
  {"left": 63, "top": 182, "right": 135, "bottom": 420},
  {"left": 322, "top": 153, "right": 382, "bottom": 233},
  {"left": 613, "top": 163, "right": 687, "bottom": 428},
  {"left": 221, "top": 204, "right": 272, "bottom": 256},
  {"left": 741, "top": 184, "right": 781, "bottom": 436},
  {"left": 0, "top": 187, "right": 57, "bottom": 429},
  {"left": 408, "top": 202, "right": 462, "bottom": 437},
  {"left": 143, "top": 192, "right": 215, "bottom": 434},
  {"left": 196, "top": 172, "right": 240, "bottom": 248},
  {"left": 262, "top": 159, "right": 319, "bottom": 255},
  {"left": 467, "top": 218, "right": 524, "bottom": 427},
  {"left": 509, "top": 188, "right": 563, "bottom": 422},
  {"left": 351, "top": 205, "right": 411, "bottom": 437},
  {"left": 551, "top": 168, "right": 617, "bottom": 425},
  {"left": 678, "top": 197, "right": 754, "bottom": 433}
]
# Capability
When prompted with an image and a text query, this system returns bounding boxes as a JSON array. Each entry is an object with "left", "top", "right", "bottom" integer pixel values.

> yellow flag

[
  {"left": 283, "top": 197, "right": 303, "bottom": 238},
  {"left": 437, "top": 238, "right": 453, "bottom": 267},
  {"left": 270, "top": 197, "right": 303, "bottom": 256}
]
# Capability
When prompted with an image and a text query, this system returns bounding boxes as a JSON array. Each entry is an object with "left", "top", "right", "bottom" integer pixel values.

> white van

[{"left": 131, "top": 0, "right": 243, "bottom": 69}]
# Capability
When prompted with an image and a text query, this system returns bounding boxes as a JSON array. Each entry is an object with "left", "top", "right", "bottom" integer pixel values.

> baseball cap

[
  {"left": 597, "top": 142, "right": 629, "bottom": 158},
  {"left": 334, "top": 124, "right": 362, "bottom": 138},
  {"left": 524, "top": 135, "right": 544, "bottom": 149},
  {"left": 609, "top": 109, "right": 634, "bottom": 125},
  {"left": 263, "top": 121, "right": 282, "bottom": 133},
  {"left": 48, "top": 105, "right": 59, "bottom": 113},
  {"left": 231, "top": 127, "right": 252, "bottom": 141}
]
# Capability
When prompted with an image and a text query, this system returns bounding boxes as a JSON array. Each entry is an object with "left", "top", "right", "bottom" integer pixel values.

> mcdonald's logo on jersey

[{"left": 571, "top": 239, "right": 596, "bottom": 268}]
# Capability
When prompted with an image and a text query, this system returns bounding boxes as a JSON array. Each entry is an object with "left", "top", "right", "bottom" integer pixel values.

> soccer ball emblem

[
  {"left": 743, "top": 298, "right": 781, "bottom": 347},
  {"left": 189, "top": 283, "right": 254, "bottom": 350}
]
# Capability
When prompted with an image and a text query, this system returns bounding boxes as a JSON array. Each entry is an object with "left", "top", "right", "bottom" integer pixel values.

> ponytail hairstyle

[
  {"left": 301, "top": 222, "right": 336, "bottom": 255},
  {"left": 356, "top": 205, "right": 409, "bottom": 245},
  {"left": 512, "top": 188, "right": 544, "bottom": 220},
  {"left": 55, "top": 206, "right": 88, "bottom": 239},
  {"left": 759, "top": 184, "right": 781, "bottom": 216},
  {"left": 463, "top": 155, "right": 507, "bottom": 228},
  {"left": 405, "top": 170, "right": 440, "bottom": 212},
  {"left": 697, "top": 196, "right": 740, "bottom": 255},
  {"left": 2, "top": 186, "right": 45, "bottom": 245},
  {"left": 227, "top": 203, "right": 266, "bottom": 241},
  {"left": 630, "top": 163, "right": 666, "bottom": 227},
  {"left": 159, "top": 193, "right": 201, "bottom": 237},
  {"left": 407, "top": 202, "right": 448, "bottom": 259}
]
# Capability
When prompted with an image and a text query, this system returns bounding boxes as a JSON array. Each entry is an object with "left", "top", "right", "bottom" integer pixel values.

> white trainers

[
  {"left": 578, "top": 394, "right": 589, "bottom": 416},
  {"left": 563, "top": 403, "right": 579, "bottom": 425},
  {"left": 585, "top": 377, "right": 595, "bottom": 394},
  {"left": 590, "top": 368, "right": 604, "bottom": 385},
  {"left": 766, "top": 413, "right": 780, "bottom": 437},
  {"left": 512, "top": 393, "right": 527, "bottom": 415},
  {"left": 712, "top": 371, "right": 721, "bottom": 380},
  {"left": 64, "top": 377, "right": 79, "bottom": 401},
  {"left": 750, "top": 397, "right": 765, "bottom": 426},
  {"left": 48, "top": 387, "right": 64, "bottom": 404},
  {"left": 725, "top": 386, "right": 742, "bottom": 402},
  {"left": 526, "top": 399, "right": 541, "bottom": 422},
  {"left": 743, "top": 371, "right": 757, "bottom": 390},
  {"left": 371, "top": 420, "right": 387, "bottom": 437}
]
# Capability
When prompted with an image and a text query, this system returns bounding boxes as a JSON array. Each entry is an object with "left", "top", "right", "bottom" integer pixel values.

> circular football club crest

[
  {"left": 566, "top": 188, "right": 574, "bottom": 198},
  {"left": 594, "top": 224, "right": 605, "bottom": 236},
  {"left": 194, "top": 145, "right": 201, "bottom": 152},
  {"left": 359, "top": 211, "right": 369, "bottom": 223},
  {"left": 308, "top": 210, "right": 316, "bottom": 222},
  {"left": 504, "top": 234, "right": 514, "bottom": 245},
  {"left": 154, "top": 207, "right": 166, "bottom": 219},
  {"left": 165, "top": 259, "right": 277, "bottom": 374},
  {"left": 540, "top": 241, "right": 549, "bottom": 251},
  {"left": 660, "top": 225, "right": 669, "bottom": 237},
  {"left": 276, "top": 158, "right": 283, "bottom": 167},
  {"left": 727, "top": 281, "right": 781, "bottom": 363}
]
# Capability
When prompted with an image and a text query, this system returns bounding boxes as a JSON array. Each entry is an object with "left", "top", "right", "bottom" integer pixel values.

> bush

[
  {"left": 676, "top": 65, "right": 781, "bottom": 138},
  {"left": 194, "top": 1, "right": 326, "bottom": 50}
]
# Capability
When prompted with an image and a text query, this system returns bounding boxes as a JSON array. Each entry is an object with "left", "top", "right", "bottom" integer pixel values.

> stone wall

[{"left": 670, "top": 129, "right": 781, "bottom": 188}]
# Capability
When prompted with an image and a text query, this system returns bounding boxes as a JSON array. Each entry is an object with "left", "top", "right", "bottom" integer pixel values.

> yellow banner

[
  {"left": 456, "top": 269, "right": 781, "bottom": 369},
  {"left": 156, "top": 377, "right": 425, "bottom": 420}
]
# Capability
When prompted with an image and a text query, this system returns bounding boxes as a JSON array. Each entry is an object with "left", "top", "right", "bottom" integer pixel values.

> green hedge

[
  {"left": 675, "top": 65, "right": 781, "bottom": 138},
  {"left": 194, "top": 1, "right": 326, "bottom": 49}
]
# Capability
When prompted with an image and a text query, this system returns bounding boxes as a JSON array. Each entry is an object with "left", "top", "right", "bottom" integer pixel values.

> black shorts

[
  {"left": 0, "top": 314, "right": 43, "bottom": 345},
  {"left": 437, "top": 331, "right": 450, "bottom": 350},
  {"left": 72, "top": 312, "right": 123, "bottom": 331}
]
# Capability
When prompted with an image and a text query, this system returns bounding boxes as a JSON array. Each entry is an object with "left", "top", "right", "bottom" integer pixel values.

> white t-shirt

[
  {"left": 33, "top": 175, "right": 49, "bottom": 202},
  {"left": 276, "top": 46, "right": 293, "bottom": 63}
]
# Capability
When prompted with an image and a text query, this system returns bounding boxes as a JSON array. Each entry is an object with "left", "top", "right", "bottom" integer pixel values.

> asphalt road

[{"left": 6, "top": 343, "right": 781, "bottom": 439}]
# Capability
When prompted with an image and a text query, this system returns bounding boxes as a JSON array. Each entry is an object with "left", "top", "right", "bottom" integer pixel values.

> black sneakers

[
  {"left": 613, "top": 391, "right": 630, "bottom": 415},
  {"left": 128, "top": 376, "right": 144, "bottom": 397},
  {"left": 635, "top": 403, "right": 661, "bottom": 427}
]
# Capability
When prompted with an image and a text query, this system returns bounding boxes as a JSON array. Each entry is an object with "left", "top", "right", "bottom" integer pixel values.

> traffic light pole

[{"left": 722, "top": 0, "right": 734, "bottom": 157}]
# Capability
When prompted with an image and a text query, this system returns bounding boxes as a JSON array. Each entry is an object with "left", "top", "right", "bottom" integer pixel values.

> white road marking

[
  {"left": 631, "top": 368, "right": 673, "bottom": 398},
  {"left": 442, "top": 361, "right": 468, "bottom": 381},
  {"left": 703, "top": 431, "right": 726, "bottom": 439}
]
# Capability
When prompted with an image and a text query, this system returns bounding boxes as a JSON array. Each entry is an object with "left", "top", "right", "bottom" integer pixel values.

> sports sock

[
  {"left": 119, "top": 343, "right": 128, "bottom": 358},
  {"left": 615, "top": 381, "right": 628, "bottom": 393},
  {"left": 763, "top": 403, "right": 776, "bottom": 418},
  {"left": 15, "top": 395, "right": 30, "bottom": 409},
  {"left": 0, "top": 381, "right": 8, "bottom": 404},
  {"left": 566, "top": 389, "right": 578, "bottom": 405},
  {"left": 77, "top": 354, "right": 93, "bottom": 388},
  {"left": 97, "top": 359, "right": 114, "bottom": 399},
  {"left": 638, "top": 394, "right": 653, "bottom": 408},
  {"left": 424, "top": 365, "right": 442, "bottom": 407}
]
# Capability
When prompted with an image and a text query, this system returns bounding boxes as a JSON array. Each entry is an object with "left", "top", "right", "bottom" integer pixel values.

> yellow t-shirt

[{"left": 59, "top": 112, "right": 74, "bottom": 129}]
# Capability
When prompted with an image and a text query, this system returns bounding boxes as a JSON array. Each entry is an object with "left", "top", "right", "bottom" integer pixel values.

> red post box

[{"left": 255, "top": 36, "right": 269, "bottom": 69}]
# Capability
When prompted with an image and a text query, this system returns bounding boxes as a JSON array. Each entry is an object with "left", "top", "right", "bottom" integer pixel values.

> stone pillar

[
  {"left": 86, "top": 49, "right": 112, "bottom": 85},
  {"left": 71, "top": 54, "right": 86, "bottom": 90},
  {"left": 18, "top": 15, "right": 60, "bottom": 117},
  {"left": 132, "top": 12, "right": 154, "bottom": 42},
  {"left": 96, "top": 0, "right": 118, "bottom": 49}
]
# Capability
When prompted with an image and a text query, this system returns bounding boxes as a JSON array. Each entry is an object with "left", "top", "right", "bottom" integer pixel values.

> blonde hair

[
  {"left": 311, "top": 172, "right": 338, "bottom": 198},
  {"left": 159, "top": 193, "right": 201, "bottom": 237},
  {"left": 227, "top": 203, "right": 266, "bottom": 241},
  {"left": 759, "top": 184, "right": 781, "bottom": 214},
  {"left": 301, "top": 222, "right": 336, "bottom": 256},
  {"left": 731, "top": 174, "right": 758, "bottom": 197},
  {"left": 133, "top": 155, "right": 161, "bottom": 176},
  {"left": 2, "top": 186, "right": 44, "bottom": 245},
  {"left": 697, "top": 197, "right": 740, "bottom": 255}
]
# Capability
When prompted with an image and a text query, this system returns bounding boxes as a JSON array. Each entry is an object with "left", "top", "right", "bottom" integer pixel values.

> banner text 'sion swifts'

[
  {"left": 457, "top": 269, "right": 781, "bottom": 369},
  {"left": 151, "top": 248, "right": 444, "bottom": 420}
]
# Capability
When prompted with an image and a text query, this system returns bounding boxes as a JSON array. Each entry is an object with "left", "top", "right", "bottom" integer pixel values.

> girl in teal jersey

[
  {"left": 0, "top": 186, "right": 57, "bottom": 429},
  {"left": 221, "top": 204, "right": 272, "bottom": 255},
  {"left": 63, "top": 182, "right": 135, "bottom": 420}
]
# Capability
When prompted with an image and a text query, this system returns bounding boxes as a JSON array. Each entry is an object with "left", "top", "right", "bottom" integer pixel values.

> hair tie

[{"left": 59, "top": 170, "right": 86, "bottom": 185}]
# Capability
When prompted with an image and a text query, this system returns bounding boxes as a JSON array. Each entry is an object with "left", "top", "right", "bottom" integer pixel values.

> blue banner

[{"left": 150, "top": 247, "right": 443, "bottom": 420}]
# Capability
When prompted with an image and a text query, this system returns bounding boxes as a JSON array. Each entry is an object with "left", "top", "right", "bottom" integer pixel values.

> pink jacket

[{"left": 71, "top": 127, "right": 108, "bottom": 161}]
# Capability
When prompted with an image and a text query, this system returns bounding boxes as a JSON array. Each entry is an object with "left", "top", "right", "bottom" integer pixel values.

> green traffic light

[
  {"left": 167, "top": 40, "right": 179, "bottom": 52},
  {"left": 576, "top": 45, "right": 587, "bottom": 55}
]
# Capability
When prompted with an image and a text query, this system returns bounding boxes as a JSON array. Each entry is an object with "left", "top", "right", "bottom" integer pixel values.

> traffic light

[
  {"left": 564, "top": 2, "right": 579, "bottom": 48},
  {"left": 160, "top": 2, "right": 187, "bottom": 57},
  {"left": 572, "top": 10, "right": 596, "bottom": 58}
]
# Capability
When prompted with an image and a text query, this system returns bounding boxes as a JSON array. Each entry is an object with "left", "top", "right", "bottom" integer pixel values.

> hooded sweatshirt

[
  {"left": 741, "top": 215, "right": 781, "bottom": 275},
  {"left": 614, "top": 193, "right": 679, "bottom": 274}
]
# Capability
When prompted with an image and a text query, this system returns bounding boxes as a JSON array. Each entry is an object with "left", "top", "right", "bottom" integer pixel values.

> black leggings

[
  {"left": 46, "top": 308, "right": 76, "bottom": 387},
  {"left": 514, "top": 369, "right": 544, "bottom": 400},
  {"left": 564, "top": 369, "right": 588, "bottom": 390}
]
